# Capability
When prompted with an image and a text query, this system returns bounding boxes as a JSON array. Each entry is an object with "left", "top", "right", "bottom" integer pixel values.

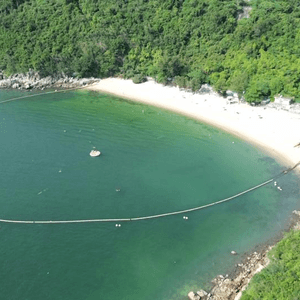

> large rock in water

[
  {"left": 188, "top": 291, "right": 200, "bottom": 300},
  {"left": 188, "top": 290, "right": 208, "bottom": 300}
]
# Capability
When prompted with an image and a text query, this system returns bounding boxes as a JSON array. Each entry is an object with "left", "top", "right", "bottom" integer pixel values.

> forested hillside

[
  {"left": 1, "top": 0, "right": 300, "bottom": 102},
  {"left": 241, "top": 230, "right": 300, "bottom": 300}
]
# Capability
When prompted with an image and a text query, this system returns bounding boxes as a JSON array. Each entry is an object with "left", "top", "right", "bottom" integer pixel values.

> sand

[{"left": 85, "top": 78, "right": 300, "bottom": 170}]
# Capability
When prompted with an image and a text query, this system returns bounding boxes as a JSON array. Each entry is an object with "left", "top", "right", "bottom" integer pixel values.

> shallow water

[{"left": 0, "top": 89, "right": 299, "bottom": 300}]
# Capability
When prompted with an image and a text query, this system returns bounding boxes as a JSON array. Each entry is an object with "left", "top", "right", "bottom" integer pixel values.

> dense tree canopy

[{"left": 0, "top": 0, "right": 300, "bottom": 102}]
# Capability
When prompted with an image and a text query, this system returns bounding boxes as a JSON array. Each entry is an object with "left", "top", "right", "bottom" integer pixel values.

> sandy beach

[{"left": 86, "top": 78, "right": 300, "bottom": 170}]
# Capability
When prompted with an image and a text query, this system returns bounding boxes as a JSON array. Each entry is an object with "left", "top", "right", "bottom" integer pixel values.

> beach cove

[
  {"left": 85, "top": 78, "right": 300, "bottom": 298},
  {"left": 0, "top": 86, "right": 300, "bottom": 300}
]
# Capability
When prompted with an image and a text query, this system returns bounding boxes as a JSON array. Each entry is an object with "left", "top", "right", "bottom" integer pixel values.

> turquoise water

[{"left": 0, "top": 89, "right": 299, "bottom": 300}]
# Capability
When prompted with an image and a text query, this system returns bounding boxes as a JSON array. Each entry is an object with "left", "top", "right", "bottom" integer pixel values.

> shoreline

[
  {"left": 205, "top": 211, "right": 300, "bottom": 300},
  {"left": 85, "top": 78, "right": 300, "bottom": 171}
]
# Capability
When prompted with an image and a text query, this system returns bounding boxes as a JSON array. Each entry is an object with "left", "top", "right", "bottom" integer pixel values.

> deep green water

[{"left": 0, "top": 89, "right": 299, "bottom": 300}]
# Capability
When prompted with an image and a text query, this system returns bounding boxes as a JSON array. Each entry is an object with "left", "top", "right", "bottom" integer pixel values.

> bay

[{"left": 0, "top": 89, "right": 299, "bottom": 300}]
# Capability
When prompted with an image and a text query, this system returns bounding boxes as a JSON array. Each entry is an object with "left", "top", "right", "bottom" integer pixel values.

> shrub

[
  {"left": 132, "top": 74, "right": 147, "bottom": 84},
  {"left": 174, "top": 76, "right": 187, "bottom": 88}
]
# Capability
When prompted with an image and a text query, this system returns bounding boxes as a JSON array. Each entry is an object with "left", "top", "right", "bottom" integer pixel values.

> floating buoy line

[
  {"left": 1, "top": 87, "right": 299, "bottom": 225},
  {"left": 0, "top": 162, "right": 299, "bottom": 225}
]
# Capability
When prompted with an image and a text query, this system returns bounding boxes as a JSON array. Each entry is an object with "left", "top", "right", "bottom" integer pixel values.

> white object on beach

[{"left": 90, "top": 150, "right": 101, "bottom": 157}]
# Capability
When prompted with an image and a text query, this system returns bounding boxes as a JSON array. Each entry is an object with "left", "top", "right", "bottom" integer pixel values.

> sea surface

[{"left": 0, "top": 89, "right": 299, "bottom": 300}]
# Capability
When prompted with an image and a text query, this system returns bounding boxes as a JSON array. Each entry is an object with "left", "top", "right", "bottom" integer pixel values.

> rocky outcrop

[
  {"left": 208, "top": 250, "right": 270, "bottom": 300},
  {"left": 187, "top": 250, "right": 270, "bottom": 300},
  {"left": 238, "top": 6, "right": 252, "bottom": 20},
  {"left": 188, "top": 290, "right": 208, "bottom": 300},
  {"left": 188, "top": 211, "right": 300, "bottom": 300},
  {"left": 0, "top": 70, "right": 100, "bottom": 90},
  {"left": 198, "top": 84, "right": 214, "bottom": 95},
  {"left": 238, "top": 0, "right": 252, "bottom": 20}
]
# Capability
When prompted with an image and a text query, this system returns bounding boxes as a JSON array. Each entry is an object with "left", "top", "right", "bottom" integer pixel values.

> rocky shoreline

[
  {"left": 0, "top": 70, "right": 99, "bottom": 90},
  {"left": 1, "top": 71, "right": 300, "bottom": 116},
  {"left": 188, "top": 210, "right": 300, "bottom": 300}
]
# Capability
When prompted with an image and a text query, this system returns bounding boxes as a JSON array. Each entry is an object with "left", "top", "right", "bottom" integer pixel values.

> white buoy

[
  {"left": 90, "top": 150, "right": 101, "bottom": 157},
  {"left": 115, "top": 224, "right": 118, "bottom": 227}
]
